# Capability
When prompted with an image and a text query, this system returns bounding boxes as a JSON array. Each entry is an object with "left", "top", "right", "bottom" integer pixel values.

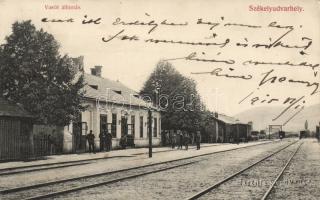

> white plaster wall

[{"left": 62, "top": 99, "right": 162, "bottom": 152}]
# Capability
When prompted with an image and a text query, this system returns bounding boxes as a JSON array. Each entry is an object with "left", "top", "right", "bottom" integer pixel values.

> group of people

[
  {"left": 99, "top": 129, "right": 113, "bottom": 152},
  {"left": 119, "top": 134, "right": 128, "bottom": 149},
  {"left": 86, "top": 129, "right": 202, "bottom": 154},
  {"left": 86, "top": 129, "right": 112, "bottom": 153},
  {"left": 167, "top": 130, "right": 202, "bottom": 150}
]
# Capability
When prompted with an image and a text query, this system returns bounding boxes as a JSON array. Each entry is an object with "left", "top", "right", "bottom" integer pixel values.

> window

[
  {"left": 140, "top": 116, "right": 143, "bottom": 138},
  {"left": 153, "top": 117, "right": 157, "bottom": 137},
  {"left": 113, "top": 90, "right": 122, "bottom": 95},
  {"left": 89, "top": 85, "right": 98, "bottom": 90},
  {"left": 131, "top": 115, "right": 135, "bottom": 136},
  {"left": 121, "top": 116, "right": 127, "bottom": 136},
  {"left": 111, "top": 113, "right": 117, "bottom": 138}
]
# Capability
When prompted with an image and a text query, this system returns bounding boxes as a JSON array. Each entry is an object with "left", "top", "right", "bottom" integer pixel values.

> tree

[
  {"left": 140, "top": 60, "right": 205, "bottom": 131},
  {"left": 0, "top": 20, "right": 85, "bottom": 126}
]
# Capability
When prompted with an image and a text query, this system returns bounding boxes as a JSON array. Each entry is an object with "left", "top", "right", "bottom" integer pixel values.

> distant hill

[{"left": 234, "top": 104, "right": 320, "bottom": 132}]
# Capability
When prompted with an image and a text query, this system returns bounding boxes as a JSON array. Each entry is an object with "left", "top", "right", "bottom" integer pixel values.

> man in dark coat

[
  {"left": 87, "top": 130, "right": 96, "bottom": 153},
  {"left": 106, "top": 131, "right": 112, "bottom": 152},
  {"left": 48, "top": 131, "right": 55, "bottom": 155},
  {"left": 120, "top": 135, "right": 127, "bottom": 149},
  {"left": 195, "top": 131, "right": 201, "bottom": 150},
  {"left": 178, "top": 131, "right": 183, "bottom": 149},
  {"left": 171, "top": 132, "right": 176, "bottom": 149},
  {"left": 99, "top": 130, "right": 106, "bottom": 152},
  {"left": 184, "top": 132, "right": 190, "bottom": 150}
]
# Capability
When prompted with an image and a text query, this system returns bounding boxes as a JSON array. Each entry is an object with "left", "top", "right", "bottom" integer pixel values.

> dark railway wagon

[
  {"left": 279, "top": 131, "right": 285, "bottom": 139},
  {"left": 299, "top": 130, "right": 307, "bottom": 139},
  {"left": 230, "top": 123, "right": 251, "bottom": 143}
]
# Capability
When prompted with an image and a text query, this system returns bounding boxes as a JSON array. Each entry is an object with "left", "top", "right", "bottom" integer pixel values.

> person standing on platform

[
  {"left": 171, "top": 132, "right": 176, "bottom": 149},
  {"left": 120, "top": 135, "right": 127, "bottom": 149},
  {"left": 184, "top": 132, "right": 190, "bottom": 150},
  {"left": 99, "top": 130, "right": 106, "bottom": 152},
  {"left": 103, "top": 129, "right": 108, "bottom": 151},
  {"left": 106, "top": 130, "right": 112, "bottom": 152},
  {"left": 178, "top": 131, "right": 183, "bottom": 149},
  {"left": 48, "top": 131, "right": 55, "bottom": 155},
  {"left": 87, "top": 130, "right": 96, "bottom": 153},
  {"left": 196, "top": 131, "right": 201, "bottom": 150},
  {"left": 161, "top": 130, "right": 166, "bottom": 146},
  {"left": 175, "top": 131, "right": 180, "bottom": 149},
  {"left": 166, "top": 131, "right": 170, "bottom": 147}
]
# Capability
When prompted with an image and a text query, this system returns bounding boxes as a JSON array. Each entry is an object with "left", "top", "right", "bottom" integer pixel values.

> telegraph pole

[{"left": 148, "top": 109, "right": 152, "bottom": 158}]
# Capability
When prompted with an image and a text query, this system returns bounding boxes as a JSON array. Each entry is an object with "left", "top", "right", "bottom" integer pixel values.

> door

[
  {"left": 72, "top": 122, "right": 87, "bottom": 153},
  {"left": 121, "top": 116, "right": 128, "bottom": 136}
]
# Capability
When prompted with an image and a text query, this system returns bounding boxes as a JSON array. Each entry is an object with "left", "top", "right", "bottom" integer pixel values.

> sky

[{"left": 0, "top": 0, "right": 319, "bottom": 117}]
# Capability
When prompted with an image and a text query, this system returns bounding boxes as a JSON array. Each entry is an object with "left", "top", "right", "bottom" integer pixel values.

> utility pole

[{"left": 148, "top": 109, "right": 152, "bottom": 158}]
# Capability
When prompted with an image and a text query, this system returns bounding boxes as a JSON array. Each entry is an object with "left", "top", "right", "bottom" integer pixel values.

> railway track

[
  {"left": 0, "top": 141, "right": 274, "bottom": 176},
  {"left": 0, "top": 155, "right": 133, "bottom": 176},
  {"left": 2, "top": 159, "right": 203, "bottom": 200},
  {"left": 261, "top": 142, "right": 303, "bottom": 200},
  {"left": 131, "top": 143, "right": 221, "bottom": 155},
  {"left": 0, "top": 144, "right": 221, "bottom": 175},
  {"left": 0, "top": 140, "right": 280, "bottom": 199},
  {"left": 185, "top": 140, "right": 302, "bottom": 200}
]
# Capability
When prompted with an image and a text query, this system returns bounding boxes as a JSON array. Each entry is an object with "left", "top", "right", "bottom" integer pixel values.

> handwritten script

[{"left": 41, "top": 13, "right": 319, "bottom": 125}]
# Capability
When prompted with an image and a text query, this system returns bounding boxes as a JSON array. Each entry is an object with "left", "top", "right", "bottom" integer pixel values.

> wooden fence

[
  {"left": 0, "top": 118, "right": 33, "bottom": 161},
  {"left": 0, "top": 121, "right": 63, "bottom": 161},
  {"left": 0, "top": 118, "right": 22, "bottom": 161}
]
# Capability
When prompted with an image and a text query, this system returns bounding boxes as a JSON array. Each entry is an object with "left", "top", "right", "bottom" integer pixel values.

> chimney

[
  {"left": 70, "top": 56, "right": 84, "bottom": 74},
  {"left": 90, "top": 68, "right": 96, "bottom": 76},
  {"left": 77, "top": 56, "right": 84, "bottom": 72},
  {"left": 94, "top": 65, "right": 102, "bottom": 77},
  {"left": 91, "top": 65, "right": 103, "bottom": 77}
]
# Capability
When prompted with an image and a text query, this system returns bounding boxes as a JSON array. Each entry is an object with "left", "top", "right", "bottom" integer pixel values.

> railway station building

[
  {"left": 205, "top": 113, "right": 252, "bottom": 143},
  {"left": 62, "top": 58, "right": 161, "bottom": 153},
  {"left": 0, "top": 57, "right": 161, "bottom": 159}
]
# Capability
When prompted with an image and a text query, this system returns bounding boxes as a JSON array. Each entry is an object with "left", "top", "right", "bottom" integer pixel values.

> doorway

[
  {"left": 72, "top": 120, "right": 87, "bottom": 153},
  {"left": 121, "top": 116, "right": 128, "bottom": 136}
]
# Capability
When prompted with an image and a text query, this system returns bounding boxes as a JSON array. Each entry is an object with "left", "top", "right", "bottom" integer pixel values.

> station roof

[
  {"left": 0, "top": 97, "right": 33, "bottom": 118},
  {"left": 213, "top": 113, "right": 248, "bottom": 125},
  {"left": 83, "top": 73, "right": 156, "bottom": 110}
]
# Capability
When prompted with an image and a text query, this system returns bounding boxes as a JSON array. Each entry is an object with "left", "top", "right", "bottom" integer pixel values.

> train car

[
  {"left": 279, "top": 131, "right": 285, "bottom": 139},
  {"left": 300, "top": 130, "right": 307, "bottom": 139},
  {"left": 250, "top": 131, "right": 259, "bottom": 141}
]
